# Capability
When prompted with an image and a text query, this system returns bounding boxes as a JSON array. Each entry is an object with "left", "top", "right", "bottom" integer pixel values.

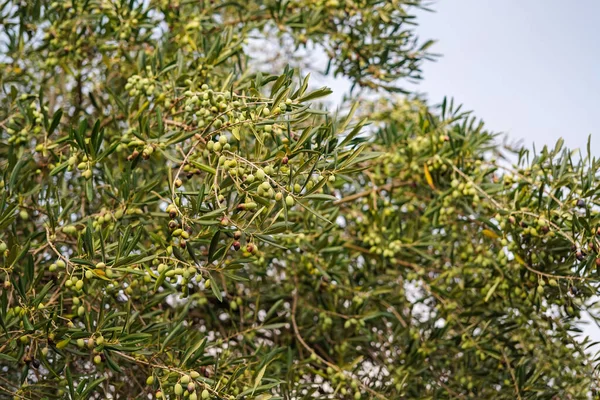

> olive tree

[{"left": 1, "top": 1, "right": 599, "bottom": 399}]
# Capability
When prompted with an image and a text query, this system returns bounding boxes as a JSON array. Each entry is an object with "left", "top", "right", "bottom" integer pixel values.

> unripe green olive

[
  {"left": 93, "top": 355, "right": 102, "bottom": 364},
  {"left": 63, "top": 225, "right": 77, "bottom": 235},
  {"left": 285, "top": 196, "right": 295, "bottom": 207},
  {"left": 174, "top": 383, "right": 183, "bottom": 395},
  {"left": 201, "top": 389, "right": 210, "bottom": 399},
  {"left": 146, "top": 376, "right": 154, "bottom": 385}
]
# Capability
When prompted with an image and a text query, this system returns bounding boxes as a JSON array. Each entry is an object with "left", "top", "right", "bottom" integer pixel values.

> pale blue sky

[{"left": 410, "top": 0, "right": 600, "bottom": 154}]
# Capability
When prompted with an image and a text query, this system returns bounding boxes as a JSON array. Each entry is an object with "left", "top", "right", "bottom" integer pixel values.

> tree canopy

[{"left": 1, "top": 1, "right": 600, "bottom": 399}]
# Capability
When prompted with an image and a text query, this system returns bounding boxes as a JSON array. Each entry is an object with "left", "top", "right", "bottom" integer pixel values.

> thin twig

[{"left": 291, "top": 276, "right": 388, "bottom": 400}]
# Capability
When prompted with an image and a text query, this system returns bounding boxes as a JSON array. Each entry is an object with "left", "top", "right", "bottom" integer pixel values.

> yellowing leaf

[
  {"left": 185, "top": 20, "right": 200, "bottom": 30},
  {"left": 482, "top": 229, "right": 500, "bottom": 239},
  {"left": 485, "top": 278, "right": 501, "bottom": 302},
  {"left": 231, "top": 127, "right": 240, "bottom": 141},
  {"left": 92, "top": 269, "right": 111, "bottom": 281},
  {"left": 252, "top": 365, "right": 267, "bottom": 395},
  {"left": 102, "top": 54, "right": 111, "bottom": 69},
  {"left": 424, "top": 164, "right": 435, "bottom": 190},
  {"left": 514, "top": 254, "right": 526, "bottom": 266}
]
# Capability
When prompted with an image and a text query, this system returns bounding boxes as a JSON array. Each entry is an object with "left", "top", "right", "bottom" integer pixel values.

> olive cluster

[
  {"left": 145, "top": 370, "right": 243, "bottom": 400},
  {"left": 44, "top": 0, "right": 154, "bottom": 66},
  {"left": 4, "top": 99, "right": 45, "bottom": 145},
  {"left": 177, "top": 84, "right": 293, "bottom": 139},
  {"left": 125, "top": 69, "right": 161, "bottom": 99},
  {"left": 321, "top": 365, "right": 363, "bottom": 400}
]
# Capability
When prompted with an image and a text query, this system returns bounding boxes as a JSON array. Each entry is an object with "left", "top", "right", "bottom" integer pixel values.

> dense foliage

[{"left": 1, "top": 1, "right": 600, "bottom": 399}]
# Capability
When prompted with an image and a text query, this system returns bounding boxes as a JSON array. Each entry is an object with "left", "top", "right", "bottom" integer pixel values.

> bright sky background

[{"left": 410, "top": 0, "right": 600, "bottom": 155}]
